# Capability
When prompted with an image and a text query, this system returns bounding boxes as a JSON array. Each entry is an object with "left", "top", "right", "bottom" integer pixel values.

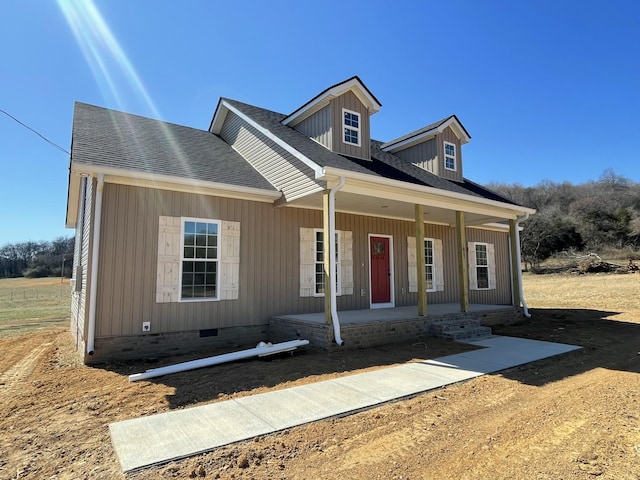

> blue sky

[{"left": 1, "top": 0, "right": 638, "bottom": 246}]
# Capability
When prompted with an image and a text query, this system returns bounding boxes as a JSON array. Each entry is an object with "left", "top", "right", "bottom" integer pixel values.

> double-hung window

[
  {"left": 343, "top": 109, "right": 360, "bottom": 146},
  {"left": 314, "top": 230, "right": 341, "bottom": 296},
  {"left": 474, "top": 243, "right": 490, "bottom": 290},
  {"left": 424, "top": 239, "right": 435, "bottom": 292},
  {"left": 444, "top": 141, "right": 456, "bottom": 171},
  {"left": 180, "top": 218, "right": 220, "bottom": 300}
]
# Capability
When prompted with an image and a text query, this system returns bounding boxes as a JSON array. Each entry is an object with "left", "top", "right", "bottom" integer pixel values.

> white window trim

[
  {"left": 407, "top": 236, "right": 444, "bottom": 293},
  {"left": 468, "top": 241, "right": 496, "bottom": 291},
  {"left": 444, "top": 141, "right": 457, "bottom": 171},
  {"left": 424, "top": 238, "right": 436, "bottom": 293},
  {"left": 179, "top": 216, "right": 221, "bottom": 302},
  {"left": 313, "top": 228, "right": 342, "bottom": 297},
  {"left": 342, "top": 108, "right": 361, "bottom": 147}
]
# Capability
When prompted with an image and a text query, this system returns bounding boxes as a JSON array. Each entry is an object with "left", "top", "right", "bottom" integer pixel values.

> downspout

[
  {"left": 515, "top": 212, "right": 531, "bottom": 318},
  {"left": 329, "top": 176, "right": 346, "bottom": 346},
  {"left": 86, "top": 173, "right": 105, "bottom": 355}
]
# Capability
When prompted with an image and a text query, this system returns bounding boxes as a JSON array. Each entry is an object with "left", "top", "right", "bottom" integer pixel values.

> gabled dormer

[
  {"left": 282, "top": 76, "right": 382, "bottom": 161},
  {"left": 380, "top": 115, "right": 471, "bottom": 182}
]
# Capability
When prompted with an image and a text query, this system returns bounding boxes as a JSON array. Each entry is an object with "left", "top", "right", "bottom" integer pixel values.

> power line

[{"left": 0, "top": 108, "right": 70, "bottom": 155}]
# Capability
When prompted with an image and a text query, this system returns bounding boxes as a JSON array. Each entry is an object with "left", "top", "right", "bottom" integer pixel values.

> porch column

[
  {"left": 322, "top": 190, "right": 332, "bottom": 324},
  {"left": 509, "top": 218, "right": 522, "bottom": 308},
  {"left": 455, "top": 211, "right": 469, "bottom": 313},
  {"left": 415, "top": 204, "right": 427, "bottom": 316}
]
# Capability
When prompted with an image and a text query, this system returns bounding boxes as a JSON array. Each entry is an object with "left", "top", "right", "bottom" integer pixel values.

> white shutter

[
  {"left": 219, "top": 221, "right": 240, "bottom": 300},
  {"left": 156, "top": 216, "right": 180, "bottom": 303},
  {"left": 434, "top": 238, "right": 444, "bottom": 292},
  {"left": 340, "top": 230, "right": 353, "bottom": 295},
  {"left": 299, "top": 228, "right": 315, "bottom": 297},
  {"left": 407, "top": 236, "right": 418, "bottom": 293},
  {"left": 487, "top": 243, "right": 497, "bottom": 290},
  {"left": 468, "top": 242, "right": 478, "bottom": 290}
]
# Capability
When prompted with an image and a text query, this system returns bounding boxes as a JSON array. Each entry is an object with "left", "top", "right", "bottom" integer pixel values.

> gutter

[
  {"left": 515, "top": 213, "right": 531, "bottom": 318},
  {"left": 329, "top": 176, "right": 346, "bottom": 346},
  {"left": 86, "top": 173, "right": 104, "bottom": 355}
]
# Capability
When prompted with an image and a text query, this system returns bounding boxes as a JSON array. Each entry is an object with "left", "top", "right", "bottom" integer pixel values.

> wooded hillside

[{"left": 489, "top": 169, "right": 640, "bottom": 267}]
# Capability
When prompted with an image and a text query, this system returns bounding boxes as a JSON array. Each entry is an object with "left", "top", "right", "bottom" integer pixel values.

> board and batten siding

[
  {"left": 219, "top": 111, "right": 323, "bottom": 201},
  {"left": 466, "top": 227, "right": 512, "bottom": 305},
  {"left": 294, "top": 104, "right": 333, "bottom": 151},
  {"left": 437, "top": 126, "right": 463, "bottom": 182},
  {"left": 94, "top": 184, "right": 513, "bottom": 338},
  {"left": 330, "top": 91, "right": 371, "bottom": 160},
  {"left": 393, "top": 137, "right": 438, "bottom": 175},
  {"left": 70, "top": 176, "right": 93, "bottom": 351}
]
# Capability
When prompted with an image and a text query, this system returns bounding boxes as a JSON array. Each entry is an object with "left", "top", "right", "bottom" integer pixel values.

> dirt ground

[{"left": 1, "top": 306, "right": 639, "bottom": 479}]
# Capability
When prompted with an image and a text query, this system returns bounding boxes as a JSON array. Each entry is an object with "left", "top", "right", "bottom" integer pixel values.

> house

[{"left": 66, "top": 76, "right": 535, "bottom": 364}]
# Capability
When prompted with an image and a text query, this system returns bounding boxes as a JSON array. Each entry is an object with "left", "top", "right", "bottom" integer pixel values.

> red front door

[{"left": 370, "top": 236, "right": 391, "bottom": 304}]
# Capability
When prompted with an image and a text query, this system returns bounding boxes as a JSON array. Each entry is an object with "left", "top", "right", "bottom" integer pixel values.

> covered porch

[{"left": 270, "top": 304, "right": 519, "bottom": 350}]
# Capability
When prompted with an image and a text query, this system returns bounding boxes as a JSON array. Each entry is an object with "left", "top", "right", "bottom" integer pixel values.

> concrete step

[
  {"left": 430, "top": 319, "right": 482, "bottom": 334},
  {"left": 429, "top": 317, "right": 492, "bottom": 342},
  {"left": 438, "top": 326, "right": 493, "bottom": 342}
]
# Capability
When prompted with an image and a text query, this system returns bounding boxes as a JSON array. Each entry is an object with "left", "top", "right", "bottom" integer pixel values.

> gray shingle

[
  {"left": 71, "top": 102, "right": 276, "bottom": 192},
  {"left": 224, "top": 99, "right": 518, "bottom": 206}
]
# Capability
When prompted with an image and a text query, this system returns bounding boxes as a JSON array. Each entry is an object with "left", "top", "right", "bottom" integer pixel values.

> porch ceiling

[{"left": 287, "top": 190, "right": 510, "bottom": 227}]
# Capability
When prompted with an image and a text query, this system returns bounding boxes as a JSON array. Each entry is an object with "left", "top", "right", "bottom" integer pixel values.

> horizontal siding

[
  {"left": 220, "top": 111, "right": 322, "bottom": 200},
  {"left": 70, "top": 177, "right": 93, "bottom": 351},
  {"left": 295, "top": 103, "right": 333, "bottom": 150},
  {"left": 331, "top": 91, "right": 371, "bottom": 160},
  {"left": 394, "top": 137, "right": 438, "bottom": 175},
  {"left": 95, "top": 184, "right": 513, "bottom": 338}
]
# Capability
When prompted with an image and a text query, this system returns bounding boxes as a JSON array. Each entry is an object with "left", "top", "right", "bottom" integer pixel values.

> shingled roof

[
  {"left": 222, "top": 99, "right": 519, "bottom": 206},
  {"left": 71, "top": 102, "right": 276, "bottom": 191},
  {"left": 71, "top": 100, "right": 518, "bottom": 208}
]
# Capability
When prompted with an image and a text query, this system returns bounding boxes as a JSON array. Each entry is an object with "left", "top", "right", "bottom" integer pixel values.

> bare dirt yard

[{"left": 1, "top": 273, "right": 639, "bottom": 479}]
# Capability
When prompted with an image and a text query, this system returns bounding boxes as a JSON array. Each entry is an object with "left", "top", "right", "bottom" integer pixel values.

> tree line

[
  {"left": 489, "top": 169, "right": 640, "bottom": 268},
  {"left": 0, "top": 236, "right": 75, "bottom": 279}
]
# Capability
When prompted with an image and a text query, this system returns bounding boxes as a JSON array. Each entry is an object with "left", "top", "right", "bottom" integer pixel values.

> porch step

[{"left": 430, "top": 318, "right": 492, "bottom": 342}]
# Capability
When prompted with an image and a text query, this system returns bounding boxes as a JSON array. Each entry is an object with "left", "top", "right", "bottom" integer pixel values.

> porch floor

[
  {"left": 269, "top": 304, "right": 519, "bottom": 349},
  {"left": 274, "top": 304, "right": 514, "bottom": 325}
]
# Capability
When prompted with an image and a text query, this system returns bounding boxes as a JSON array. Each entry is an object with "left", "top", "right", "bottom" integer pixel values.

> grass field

[
  {"left": 0, "top": 277, "right": 71, "bottom": 335},
  {"left": 523, "top": 271, "right": 640, "bottom": 314}
]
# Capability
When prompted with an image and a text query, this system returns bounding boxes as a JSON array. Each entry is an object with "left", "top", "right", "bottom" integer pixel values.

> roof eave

[
  {"left": 318, "top": 166, "right": 536, "bottom": 218},
  {"left": 282, "top": 76, "right": 382, "bottom": 127},
  {"left": 69, "top": 162, "right": 281, "bottom": 203},
  {"left": 381, "top": 115, "right": 471, "bottom": 153}
]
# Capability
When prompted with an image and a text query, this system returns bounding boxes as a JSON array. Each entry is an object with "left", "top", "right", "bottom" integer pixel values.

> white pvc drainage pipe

[
  {"left": 329, "top": 176, "right": 345, "bottom": 346},
  {"left": 128, "top": 339, "right": 309, "bottom": 382},
  {"left": 515, "top": 213, "right": 531, "bottom": 318}
]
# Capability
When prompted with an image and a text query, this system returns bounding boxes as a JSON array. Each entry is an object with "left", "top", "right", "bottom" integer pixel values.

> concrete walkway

[{"left": 109, "top": 336, "right": 580, "bottom": 472}]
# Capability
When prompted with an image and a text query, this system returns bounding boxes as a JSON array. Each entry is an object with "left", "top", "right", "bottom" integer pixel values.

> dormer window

[
  {"left": 343, "top": 109, "right": 360, "bottom": 146},
  {"left": 444, "top": 141, "right": 456, "bottom": 171}
]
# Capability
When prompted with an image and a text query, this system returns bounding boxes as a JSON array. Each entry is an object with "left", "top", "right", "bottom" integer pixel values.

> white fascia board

[
  {"left": 381, "top": 127, "right": 439, "bottom": 152},
  {"left": 209, "top": 100, "right": 229, "bottom": 134},
  {"left": 219, "top": 100, "right": 324, "bottom": 178},
  {"left": 69, "top": 163, "right": 282, "bottom": 203},
  {"left": 468, "top": 223, "right": 511, "bottom": 232},
  {"left": 381, "top": 117, "right": 471, "bottom": 153},
  {"left": 440, "top": 117, "right": 471, "bottom": 144},
  {"left": 319, "top": 166, "right": 536, "bottom": 218},
  {"left": 65, "top": 172, "right": 82, "bottom": 228},
  {"left": 283, "top": 78, "right": 382, "bottom": 126}
]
